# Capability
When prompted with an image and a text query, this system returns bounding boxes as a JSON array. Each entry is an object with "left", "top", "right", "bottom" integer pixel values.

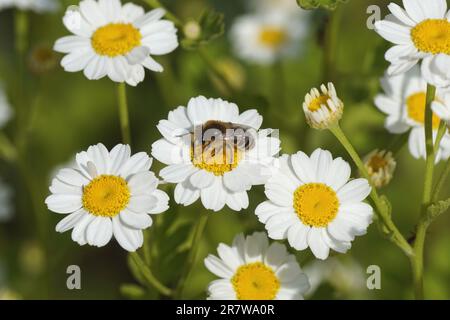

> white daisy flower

[
  {"left": 204, "top": 232, "right": 310, "bottom": 300},
  {"left": 363, "top": 149, "right": 397, "bottom": 188},
  {"left": 0, "top": 179, "right": 13, "bottom": 222},
  {"left": 374, "top": 65, "right": 450, "bottom": 162},
  {"left": 302, "top": 82, "right": 344, "bottom": 130},
  {"left": 53, "top": 0, "right": 178, "bottom": 86},
  {"left": 255, "top": 149, "right": 374, "bottom": 260},
  {"left": 151, "top": 96, "right": 280, "bottom": 212},
  {"left": 45, "top": 143, "right": 170, "bottom": 252},
  {"left": 0, "top": 0, "right": 58, "bottom": 12},
  {"left": 0, "top": 84, "right": 13, "bottom": 129},
  {"left": 230, "top": 11, "right": 308, "bottom": 65},
  {"left": 374, "top": 0, "right": 450, "bottom": 88}
]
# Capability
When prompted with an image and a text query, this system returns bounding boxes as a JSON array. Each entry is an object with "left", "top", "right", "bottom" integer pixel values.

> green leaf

[
  {"left": 181, "top": 9, "right": 224, "bottom": 50},
  {"left": 296, "top": 0, "right": 348, "bottom": 10}
]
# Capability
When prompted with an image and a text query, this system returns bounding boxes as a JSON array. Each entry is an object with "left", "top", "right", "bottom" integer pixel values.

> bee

[{"left": 182, "top": 120, "right": 257, "bottom": 165}]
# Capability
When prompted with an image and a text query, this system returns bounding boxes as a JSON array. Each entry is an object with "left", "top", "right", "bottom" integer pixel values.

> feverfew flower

[
  {"left": 374, "top": 0, "right": 450, "bottom": 88},
  {"left": 204, "top": 232, "right": 310, "bottom": 300},
  {"left": 53, "top": 0, "right": 178, "bottom": 86},
  {"left": 230, "top": 11, "right": 307, "bottom": 65},
  {"left": 363, "top": 150, "right": 397, "bottom": 188},
  {"left": 374, "top": 66, "right": 450, "bottom": 162},
  {"left": 151, "top": 96, "right": 280, "bottom": 212},
  {"left": 255, "top": 149, "right": 373, "bottom": 260},
  {"left": 0, "top": 0, "right": 58, "bottom": 12},
  {"left": 302, "top": 83, "right": 343, "bottom": 130},
  {"left": 45, "top": 143, "right": 169, "bottom": 252}
]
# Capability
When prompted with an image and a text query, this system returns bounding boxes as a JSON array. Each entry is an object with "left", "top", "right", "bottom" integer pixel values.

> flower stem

[
  {"left": 174, "top": 213, "right": 209, "bottom": 299},
  {"left": 433, "top": 157, "right": 450, "bottom": 202},
  {"left": 329, "top": 123, "right": 413, "bottom": 257},
  {"left": 410, "top": 84, "right": 437, "bottom": 300},
  {"left": 130, "top": 252, "right": 172, "bottom": 297},
  {"left": 116, "top": 83, "right": 131, "bottom": 145}
]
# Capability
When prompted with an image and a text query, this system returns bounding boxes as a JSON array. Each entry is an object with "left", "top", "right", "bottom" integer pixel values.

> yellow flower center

[
  {"left": 191, "top": 146, "right": 242, "bottom": 176},
  {"left": 91, "top": 23, "right": 141, "bottom": 57},
  {"left": 82, "top": 175, "right": 130, "bottom": 217},
  {"left": 259, "top": 26, "right": 287, "bottom": 48},
  {"left": 406, "top": 92, "right": 441, "bottom": 129},
  {"left": 411, "top": 19, "right": 450, "bottom": 55},
  {"left": 367, "top": 155, "right": 388, "bottom": 172},
  {"left": 293, "top": 183, "right": 339, "bottom": 227},
  {"left": 308, "top": 94, "right": 330, "bottom": 112},
  {"left": 232, "top": 262, "right": 280, "bottom": 300}
]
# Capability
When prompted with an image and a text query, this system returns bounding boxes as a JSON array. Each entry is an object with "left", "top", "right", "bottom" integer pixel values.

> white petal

[
  {"left": 200, "top": 178, "right": 227, "bottom": 211},
  {"left": 112, "top": 217, "right": 144, "bottom": 252},
  {"left": 174, "top": 180, "right": 200, "bottom": 206},
  {"left": 55, "top": 210, "right": 86, "bottom": 233},
  {"left": 307, "top": 227, "right": 330, "bottom": 260},
  {"left": 204, "top": 254, "right": 233, "bottom": 279},
  {"left": 120, "top": 210, "right": 152, "bottom": 229},
  {"left": 86, "top": 216, "right": 113, "bottom": 247},
  {"left": 148, "top": 189, "right": 170, "bottom": 214},
  {"left": 337, "top": 179, "right": 371, "bottom": 203},
  {"left": 45, "top": 194, "right": 82, "bottom": 214},
  {"left": 287, "top": 222, "right": 310, "bottom": 251},
  {"left": 189, "top": 170, "right": 215, "bottom": 189}
]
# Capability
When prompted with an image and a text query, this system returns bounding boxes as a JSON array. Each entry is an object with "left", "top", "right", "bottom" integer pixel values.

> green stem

[
  {"left": 174, "top": 213, "right": 209, "bottom": 299},
  {"left": 422, "top": 84, "right": 437, "bottom": 206},
  {"left": 116, "top": 83, "right": 131, "bottom": 145},
  {"left": 130, "top": 252, "right": 172, "bottom": 297},
  {"left": 411, "top": 224, "right": 426, "bottom": 300},
  {"left": 410, "top": 84, "right": 436, "bottom": 300},
  {"left": 433, "top": 157, "right": 450, "bottom": 202},
  {"left": 329, "top": 124, "right": 413, "bottom": 257}
]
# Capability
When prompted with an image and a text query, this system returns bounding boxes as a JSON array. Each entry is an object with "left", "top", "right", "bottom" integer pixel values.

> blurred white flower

[
  {"left": 45, "top": 143, "right": 169, "bottom": 252},
  {"left": 374, "top": 65, "right": 450, "bottom": 162},
  {"left": 255, "top": 149, "right": 373, "bottom": 260},
  {"left": 53, "top": 0, "right": 178, "bottom": 86},
  {"left": 151, "top": 96, "right": 280, "bottom": 212},
  {"left": 0, "top": 0, "right": 58, "bottom": 12},
  {"left": 374, "top": 0, "right": 450, "bottom": 88},
  {"left": 432, "top": 92, "right": 450, "bottom": 128},
  {"left": 204, "top": 232, "right": 310, "bottom": 300},
  {"left": 303, "top": 257, "right": 366, "bottom": 298},
  {"left": 230, "top": 11, "right": 308, "bottom": 65}
]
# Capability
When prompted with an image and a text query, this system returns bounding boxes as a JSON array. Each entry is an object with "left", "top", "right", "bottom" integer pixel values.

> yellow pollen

[
  {"left": 82, "top": 175, "right": 130, "bottom": 217},
  {"left": 191, "top": 146, "right": 241, "bottom": 176},
  {"left": 232, "top": 262, "right": 280, "bottom": 300},
  {"left": 259, "top": 26, "right": 287, "bottom": 48},
  {"left": 91, "top": 23, "right": 141, "bottom": 57},
  {"left": 406, "top": 92, "right": 441, "bottom": 129},
  {"left": 368, "top": 155, "right": 388, "bottom": 172},
  {"left": 308, "top": 94, "right": 330, "bottom": 112},
  {"left": 293, "top": 183, "right": 339, "bottom": 227},
  {"left": 411, "top": 19, "right": 450, "bottom": 55}
]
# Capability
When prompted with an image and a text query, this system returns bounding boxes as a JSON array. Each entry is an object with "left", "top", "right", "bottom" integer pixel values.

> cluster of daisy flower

[{"left": 2, "top": 0, "right": 448, "bottom": 301}]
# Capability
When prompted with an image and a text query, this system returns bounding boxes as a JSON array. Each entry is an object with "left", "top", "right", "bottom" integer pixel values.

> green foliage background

[{"left": 0, "top": 0, "right": 449, "bottom": 299}]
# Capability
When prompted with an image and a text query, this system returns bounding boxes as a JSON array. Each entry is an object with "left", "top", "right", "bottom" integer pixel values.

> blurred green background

[{"left": 0, "top": 0, "right": 449, "bottom": 300}]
